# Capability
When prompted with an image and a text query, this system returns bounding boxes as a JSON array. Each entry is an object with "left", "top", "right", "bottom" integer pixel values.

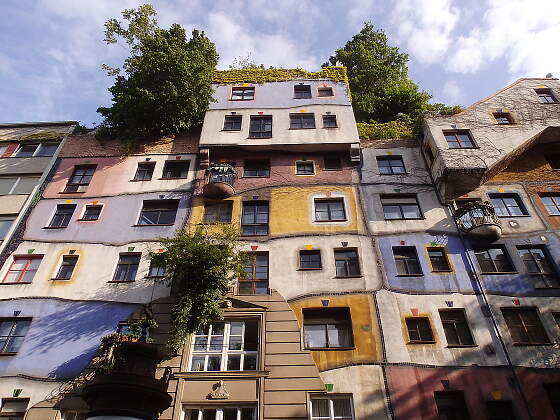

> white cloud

[
  {"left": 346, "top": 0, "right": 379, "bottom": 31},
  {"left": 442, "top": 80, "right": 464, "bottom": 104}
]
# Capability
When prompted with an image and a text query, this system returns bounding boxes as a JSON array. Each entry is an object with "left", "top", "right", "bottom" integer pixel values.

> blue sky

[{"left": 1, "top": 0, "right": 559, "bottom": 126}]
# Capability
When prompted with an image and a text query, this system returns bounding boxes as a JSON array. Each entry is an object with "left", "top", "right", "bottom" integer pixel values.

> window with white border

[
  {"left": 310, "top": 395, "right": 354, "bottom": 420},
  {"left": 184, "top": 407, "right": 256, "bottom": 420},
  {"left": 310, "top": 193, "right": 351, "bottom": 226},
  {"left": 296, "top": 160, "right": 315, "bottom": 176}
]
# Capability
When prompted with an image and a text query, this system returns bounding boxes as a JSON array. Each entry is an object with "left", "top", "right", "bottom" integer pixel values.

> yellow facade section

[
  {"left": 190, "top": 186, "right": 360, "bottom": 236},
  {"left": 290, "top": 294, "right": 381, "bottom": 371}
]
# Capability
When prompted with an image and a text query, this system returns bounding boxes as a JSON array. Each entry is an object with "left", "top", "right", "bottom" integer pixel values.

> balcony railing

[
  {"left": 203, "top": 163, "right": 237, "bottom": 198},
  {"left": 454, "top": 201, "right": 502, "bottom": 242}
]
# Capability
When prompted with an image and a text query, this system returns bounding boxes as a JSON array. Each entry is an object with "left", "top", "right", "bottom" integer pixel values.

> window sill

[
  {"left": 298, "top": 267, "right": 323, "bottom": 271},
  {"left": 431, "top": 270, "right": 454, "bottom": 273},
  {"left": 314, "top": 219, "right": 348, "bottom": 223},
  {"left": 407, "top": 341, "right": 436, "bottom": 345},
  {"left": 512, "top": 342, "right": 553, "bottom": 346},
  {"left": 0, "top": 352, "right": 17, "bottom": 356},
  {"left": 306, "top": 346, "right": 355, "bottom": 351},
  {"left": 379, "top": 172, "right": 409, "bottom": 175},
  {"left": 323, "top": 168, "right": 342, "bottom": 171},
  {"left": 107, "top": 280, "right": 135, "bottom": 284},
  {"left": 145, "top": 275, "right": 165, "bottom": 279},
  {"left": 247, "top": 136, "right": 272, "bottom": 139},
  {"left": 446, "top": 344, "right": 478, "bottom": 348},
  {"left": 322, "top": 126, "right": 339, "bottom": 129},
  {"left": 42, "top": 226, "right": 67, "bottom": 229},
  {"left": 534, "top": 286, "right": 560, "bottom": 289},
  {"left": 242, "top": 175, "right": 270, "bottom": 178},
  {"left": 479, "top": 272, "right": 518, "bottom": 275},
  {"left": 129, "top": 179, "right": 153, "bottom": 182},
  {"left": 157, "top": 177, "right": 188, "bottom": 180},
  {"left": 51, "top": 278, "right": 71, "bottom": 281},
  {"left": 59, "top": 191, "right": 85, "bottom": 194},
  {"left": 132, "top": 224, "right": 175, "bottom": 227},
  {"left": 288, "top": 128, "right": 316, "bottom": 130},
  {"left": 229, "top": 99, "right": 255, "bottom": 102},
  {"left": 0, "top": 282, "right": 32, "bottom": 285},
  {"left": 395, "top": 274, "right": 424, "bottom": 277},
  {"left": 77, "top": 219, "right": 99, "bottom": 222},
  {"left": 334, "top": 275, "right": 363, "bottom": 279},
  {"left": 496, "top": 215, "right": 531, "bottom": 218},
  {"left": 296, "top": 174, "right": 316, "bottom": 177},
  {"left": 221, "top": 129, "right": 242, "bottom": 132},
  {"left": 384, "top": 218, "right": 425, "bottom": 221}
]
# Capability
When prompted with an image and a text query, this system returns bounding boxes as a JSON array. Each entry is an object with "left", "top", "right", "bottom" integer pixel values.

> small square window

[
  {"left": 81, "top": 205, "right": 102, "bottom": 221},
  {"left": 311, "top": 396, "right": 354, "bottom": 420},
  {"left": 516, "top": 245, "right": 559, "bottom": 288},
  {"left": 474, "top": 246, "right": 515, "bottom": 273},
  {"left": 317, "top": 87, "right": 334, "bottom": 97},
  {"left": 3, "top": 256, "right": 42, "bottom": 284},
  {"left": 324, "top": 156, "right": 342, "bottom": 170},
  {"left": 377, "top": 156, "right": 406, "bottom": 174},
  {"left": 203, "top": 202, "right": 233, "bottom": 223},
  {"left": 0, "top": 318, "right": 31, "bottom": 354},
  {"left": 541, "top": 194, "right": 560, "bottom": 215},
  {"left": 138, "top": 200, "right": 178, "bottom": 225},
  {"left": 231, "top": 87, "right": 255, "bottom": 101},
  {"left": 296, "top": 161, "right": 315, "bottom": 175},
  {"left": 134, "top": 162, "right": 155, "bottom": 181},
  {"left": 240, "top": 253, "right": 269, "bottom": 295},
  {"left": 249, "top": 116, "right": 272, "bottom": 138},
  {"left": 545, "top": 154, "right": 560, "bottom": 169},
  {"left": 428, "top": 248, "right": 452, "bottom": 272},
  {"left": 405, "top": 317, "right": 434, "bottom": 343},
  {"left": 300, "top": 250, "right": 322, "bottom": 270},
  {"left": 241, "top": 201, "right": 269, "bottom": 236},
  {"left": 322, "top": 114, "right": 338, "bottom": 128},
  {"left": 443, "top": 130, "right": 476, "bottom": 149},
  {"left": 439, "top": 309, "right": 475, "bottom": 346},
  {"left": 393, "top": 246, "right": 422, "bottom": 275},
  {"left": 493, "top": 112, "right": 514, "bottom": 124},
  {"left": 290, "top": 113, "right": 315, "bottom": 129},
  {"left": 223, "top": 115, "right": 242, "bottom": 131},
  {"left": 55, "top": 255, "right": 78, "bottom": 280},
  {"left": 294, "top": 84, "right": 311, "bottom": 99},
  {"left": 162, "top": 161, "right": 189, "bottom": 179},
  {"left": 315, "top": 198, "right": 346, "bottom": 221},
  {"left": 49, "top": 204, "right": 76, "bottom": 228},
  {"left": 113, "top": 253, "right": 141, "bottom": 282},
  {"left": 486, "top": 400, "right": 516, "bottom": 420},
  {"left": 303, "top": 308, "right": 353, "bottom": 349},
  {"left": 65, "top": 165, "right": 96, "bottom": 193},
  {"left": 244, "top": 160, "right": 270, "bottom": 177},
  {"left": 434, "top": 392, "right": 470, "bottom": 420},
  {"left": 148, "top": 260, "right": 166, "bottom": 278},
  {"left": 535, "top": 88, "right": 558, "bottom": 104},
  {"left": 334, "top": 249, "right": 360, "bottom": 277},
  {"left": 489, "top": 193, "right": 528, "bottom": 217},
  {"left": 381, "top": 195, "right": 422, "bottom": 220},
  {"left": 501, "top": 307, "right": 550, "bottom": 345}
]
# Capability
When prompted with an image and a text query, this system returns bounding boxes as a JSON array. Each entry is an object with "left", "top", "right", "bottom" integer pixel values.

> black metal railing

[
  {"left": 205, "top": 163, "right": 236, "bottom": 186},
  {"left": 454, "top": 201, "right": 500, "bottom": 232}
]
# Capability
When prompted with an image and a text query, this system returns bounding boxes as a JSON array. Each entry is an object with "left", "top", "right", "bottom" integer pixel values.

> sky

[{"left": 1, "top": 0, "right": 559, "bottom": 126}]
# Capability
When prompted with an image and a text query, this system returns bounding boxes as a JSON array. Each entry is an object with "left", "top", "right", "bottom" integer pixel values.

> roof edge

[{"left": 0, "top": 121, "right": 78, "bottom": 128}]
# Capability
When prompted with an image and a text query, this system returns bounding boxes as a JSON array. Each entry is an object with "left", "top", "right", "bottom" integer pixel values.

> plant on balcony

[{"left": 150, "top": 225, "right": 245, "bottom": 353}]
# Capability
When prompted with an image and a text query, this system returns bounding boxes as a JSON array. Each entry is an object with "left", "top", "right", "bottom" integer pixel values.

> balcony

[
  {"left": 454, "top": 201, "right": 502, "bottom": 242},
  {"left": 203, "top": 163, "right": 237, "bottom": 199}
]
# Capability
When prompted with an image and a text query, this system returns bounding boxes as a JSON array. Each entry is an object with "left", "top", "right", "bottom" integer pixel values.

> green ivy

[
  {"left": 18, "top": 131, "right": 63, "bottom": 141},
  {"left": 357, "top": 120, "right": 414, "bottom": 140}
]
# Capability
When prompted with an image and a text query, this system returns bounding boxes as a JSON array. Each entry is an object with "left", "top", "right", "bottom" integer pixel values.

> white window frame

[
  {"left": 0, "top": 177, "right": 40, "bottom": 195},
  {"left": 310, "top": 395, "right": 355, "bottom": 420},
  {"left": 14, "top": 142, "right": 60, "bottom": 158},
  {"left": 295, "top": 160, "right": 316, "bottom": 176},
  {"left": 183, "top": 407, "right": 257, "bottom": 420},
  {"left": 189, "top": 321, "right": 258, "bottom": 372}
]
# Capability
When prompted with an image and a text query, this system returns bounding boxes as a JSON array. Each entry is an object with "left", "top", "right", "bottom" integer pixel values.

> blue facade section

[
  {"left": 378, "top": 233, "right": 477, "bottom": 293},
  {"left": 0, "top": 298, "right": 138, "bottom": 379}
]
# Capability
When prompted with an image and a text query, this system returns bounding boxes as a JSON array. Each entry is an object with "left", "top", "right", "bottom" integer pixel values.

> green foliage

[
  {"left": 357, "top": 119, "right": 414, "bottom": 140},
  {"left": 19, "top": 131, "right": 63, "bottom": 141},
  {"left": 97, "top": 4, "right": 218, "bottom": 140},
  {"left": 425, "top": 103, "right": 464, "bottom": 116},
  {"left": 150, "top": 225, "right": 245, "bottom": 352},
  {"left": 324, "top": 22, "right": 430, "bottom": 123},
  {"left": 72, "top": 123, "right": 94, "bottom": 135},
  {"left": 214, "top": 67, "right": 349, "bottom": 87}
]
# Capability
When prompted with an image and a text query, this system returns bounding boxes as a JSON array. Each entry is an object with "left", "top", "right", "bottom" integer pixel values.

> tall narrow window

[
  {"left": 294, "top": 84, "right": 311, "bottom": 99},
  {"left": 300, "top": 250, "right": 322, "bottom": 270},
  {"left": 541, "top": 195, "right": 560, "bottom": 215},
  {"left": 189, "top": 320, "right": 258, "bottom": 372},
  {"left": 489, "top": 193, "right": 528, "bottom": 217},
  {"left": 81, "top": 205, "right": 102, "bottom": 221},
  {"left": 0, "top": 318, "right": 31, "bottom": 354},
  {"left": 223, "top": 115, "right": 242, "bottom": 131},
  {"left": 290, "top": 113, "right": 315, "bottom": 129},
  {"left": 54, "top": 255, "right": 78, "bottom": 280},
  {"left": 203, "top": 202, "right": 233, "bottom": 224},
  {"left": 231, "top": 86, "right": 255, "bottom": 101},
  {"left": 249, "top": 116, "right": 272, "bottom": 138},
  {"left": 501, "top": 307, "right": 550, "bottom": 345},
  {"left": 303, "top": 308, "right": 353, "bottom": 349},
  {"left": 443, "top": 130, "right": 476, "bottom": 149},
  {"left": 138, "top": 200, "right": 178, "bottom": 225},
  {"left": 240, "top": 253, "right": 268, "bottom": 295},
  {"left": 405, "top": 317, "right": 434, "bottom": 343},
  {"left": 474, "top": 246, "right": 515, "bottom": 273},
  {"left": 310, "top": 396, "right": 354, "bottom": 420},
  {"left": 381, "top": 195, "right": 422, "bottom": 219},
  {"left": 112, "top": 254, "right": 141, "bottom": 282},
  {"left": 3, "top": 256, "right": 42, "bottom": 283},
  {"left": 64, "top": 165, "right": 95, "bottom": 193},
  {"left": 334, "top": 249, "right": 360, "bottom": 277},
  {"left": 393, "top": 246, "right": 422, "bottom": 275},
  {"left": 377, "top": 156, "right": 405, "bottom": 174},
  {"left": 315, "top": 198, "right": 346, "bottom": 221},
  {"left": 49, "top": 204, "right": 76, "bottom": 228},
  {"left": 241, "top": 201, "right": 269, "bottom": 236},
  {"left": 439, "top": 309, "right": 475, "bottom": 346},
  {"left": 434, "top": 391, "right": 470, "bottom": 420},
  {"left": 428, "top": 248, "right": 452, "bottom": 272},
  {"left": 162, "top": 161, "right": 189, "bottom": 179},
  {"left": 516, "top": 246, "right": 559, "bottom": 288},
  {"left": 133, "top": 162, "right": 155, "bottom": 181}
]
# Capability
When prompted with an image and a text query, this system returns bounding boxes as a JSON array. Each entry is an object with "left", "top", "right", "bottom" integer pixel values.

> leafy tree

[
  {"left": 323, "top": 22, "right": 431, "bottom": 123},
  {"left": 97, "top": 4, "right": 218, "bottom": 140}
]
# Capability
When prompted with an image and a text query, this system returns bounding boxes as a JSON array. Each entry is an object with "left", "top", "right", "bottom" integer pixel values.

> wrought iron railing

[
  {"left": 454, "top": 201, "right": 500, "bottom": 232},
  {"left": 205, "top": 163, "right": 236, "bottom": 186}
]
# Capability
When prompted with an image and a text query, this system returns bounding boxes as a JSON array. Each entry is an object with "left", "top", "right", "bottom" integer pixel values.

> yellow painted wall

[{"left": 290, "top": 294, "right": 381, "bottom": 371}]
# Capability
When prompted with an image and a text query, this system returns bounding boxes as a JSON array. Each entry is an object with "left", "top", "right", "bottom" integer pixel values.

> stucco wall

[{"left": 360, "top": 146, "right": 430, "bottom": 185}]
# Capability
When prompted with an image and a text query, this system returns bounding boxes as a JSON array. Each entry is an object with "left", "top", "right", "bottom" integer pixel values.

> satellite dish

[{"left": 546, "top": 73, "right": 553, "bottom": 78}]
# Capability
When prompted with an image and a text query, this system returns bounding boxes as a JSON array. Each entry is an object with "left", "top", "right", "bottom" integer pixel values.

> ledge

[
  {"left": 157, "top": 177, "right": 189, "bottom": 180},
  {"left": 306, "top": 346, "right": 356, "bottom": 351},
  {"left": 132, "top": 224, "right": 175, "bottom": 227},
  {"left": 446, "top": 344, "right": 478, "bottom": 348},
  {"left": 174, "top": 370, "right": 269, "bottom": 379},
  {"left": 42, "top": 226, "right": 66, "bottom": 230},
  {"left": 0, "top": 282, "right": 32, "bottom": 285}
]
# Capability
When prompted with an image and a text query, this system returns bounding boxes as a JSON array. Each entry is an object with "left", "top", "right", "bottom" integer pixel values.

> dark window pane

[
  {"left": 314, "top": 199, "right": 346, "bottom": 221},
  {"left": 440, "top": 310, "right": 474, "bottom": 346},
  {"left": 406, "top": 317, "right": 434, "bottom": 342},
  {"left": 231, "top": 87, "right": 255, "bottom": 100},
  {"left": 318, "top": 87, "right": 334, "bottom": 97},
  {"left": 249, "top": 116, "right": 272, "bottom": 138},
  {"left": 49, "top": 204, "right": 76, "bottom": 228},
  {"left": 393, "top": 247, "right": 422, "bottom": 275},
  {"left": 244, "top": 160, "right": 270, "bottom": 177},
  {"left": 204, "top": 202, "right": 233, "bottom": 223},
  {"left": 55, "top": 255, "right": 78, "bottom": 279},
  {"left": 134, "top": 163, "right": 155, "bottom": 181},
  {"left": 334, "top": 249, "right": 360, "bottom": 276},
  {"left": 241, "top": 202, "right": 268, "bottom": 236},
  {"left": 300, "top": 250, "right": 321, "bottom": 269},
  {"left": 138, "top": 200, "right": 178, "bottom": 225},
  {"left": 162, "top": 161, "right": 189, "bottom": 178},
  {"left": 223, "top": 115, "right": 242, "bottom": 131},
  {"left": 429, "top": 249, "right": 451, "bottom": 271},
  {"left": 294, "top": 84, "right": 311, "bottom": 99},
  {"left": 82, "top": 205, "right": 102, "bottom": 221}
]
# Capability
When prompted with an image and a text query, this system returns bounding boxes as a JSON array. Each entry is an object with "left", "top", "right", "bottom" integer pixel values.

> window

[
  {"left": 300, "top": 250, "right": 322, "bottom": 270},
  {"left": 315, "top": 198, "right": 346, "bottom": 221},
  {"left": 381, "top": 195, "right": 422, "bottom": 220},
  {"left": 0, "top": 145, "right": 7, "bottom": 157},
  {"left": 428, "top": 248, "right": 452, "bottom": 272},
  {"left": 65, "top": 165, "right": 95, "bottom": 193},
  {"left": 133, "top": 162, "right": 155, "bottom": 181},
  {"left": 516, "top": 246, "right": 559, "bottom": 288},
  {"left": 185, "top": 407, "right": 256, "bottom": 420},
  {"left": 62, "top": 412, "right": 86, "bottom": 420},
  {"left": 322, "top": 114, "right": 338, "bottom": 128},
  {"left": 241, "top": 201, "right": 269, "bottom": 236},
  {"left": 317, "top": 87, "right": 334, "bottom": 97},
  {"left": 0, "top": 398, "right": 29, "bottom": 420},
  {"left": 189, "top": 320, "right": 258, "bottom": 372},
  {"left": 54, "top": 255, "right": 78, "bottom": 280},
  {"left": 377, "top": 156, "right": 406, "bottom": 174},
  {"left": 405, "top": 317, "right": 434, "bottom": 343},
  {"left": 323, "top": 156, "right": 342, "bottom": 170},
  {"left": 240, "top": 253, "right": 268, "bottom": 295},
  {"left": 554, "top": 312, "right": 560, "bottom": 329},
  {"left": 443, "top": 130, "right": 476, "bottom": 149},
  {"left": 296, "top": 161, "right": 315, "bottom": 175},
  {"left": 311, "top": 395, "right": 354, "bottom": 420},
  {"left": 147, "top": 260, "right": 165, "bottom": 278},
  {"left": 48, "top": 204, "right": 76, "bottom": 228},
  {"left": 138, "top": 200, "right": 178, "bottom": 225},
  {"left": 294, "top": 84, "right": 311, "bottom": 99},
  {"left": 334, "top": 249, "right": 360, "bottom": 277},
  {"left": 15, "top": 142, "right": 59, "bottom": 158},
  {"left": 15, "top": 143, "right": 38, "bottom": 157},
  {"left": 474, "top": 246, "right": 515, "bottom": 273},
  {"left": 0, "top": 218, "right": 14, "bottom": 241},
  {"left": 541, "top": 195, "right": 560, "bottom": 215},
  {"left": 434, "top": 391, "right": 470, "bottom": 420},
  {"left": 203, "top": 202, "right": 233, "bottom": 223},
  {"left": 0, "top": 177, "right": 40, "bottom": 195},
  {"left": 545, "top": 154, "right": 560, "bottom": 170},
  {"left": 231, "top": 86, "right": 255, "bottom": 101},
  {"left": 393, "top": 246, "right": 422, "bottom": 276},
  {"left": 502, "top": 307, "right": 550, "bottom": 345},
  {"left": 34, "top": 143, "right": 59, "bottom": 157},
  {"left": 223, "top": 115, "right": 242, "bottom": 131},
  {"left": 489, "top": 193, "right": 528, "bottom": 217},
  {"left": 486, "top": 401, "right": 516, "bottom": 420},
  {"left": 0, "top": 318, "right": 31, "bottom": 354},
  {"left": 249, "top": 116, "right": 272, "bottom": 138},
  {"left": 3, "top": 256, "right": 42, "bottom": 283},
  {"left": 545, "top": 383, "right": 560, "bottom": 419},
  {"left": 81, "top": 205, "right": 102, "bottom": 221},
  {"left": 535, "top": 88, "right": 558, "bottom": 104},
  {"left": 303, "top": 308, "right": 353, "bottom": 349},
  {"left": 162, "top": 161, "right": 189, "bottom": 179},
  {"left": 112, "top": 254, "right": 140, "bottom": 282},
  {"left": 493, "top": 112, "right": 514, "bottom": 124},
  {"left": 439, "top": 309, "right": 475, "bottom": 346},
  {"left": 243, "top": 160, "right": 269, "bottom": 177},
  {"left": 290, "top": 113, "right": 315, "bottom": 129}
]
